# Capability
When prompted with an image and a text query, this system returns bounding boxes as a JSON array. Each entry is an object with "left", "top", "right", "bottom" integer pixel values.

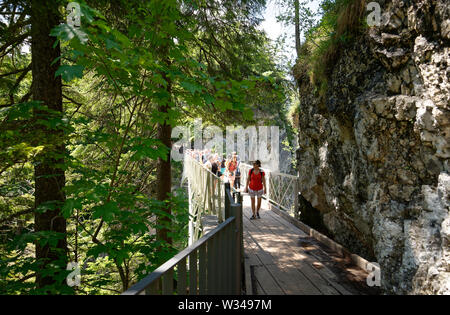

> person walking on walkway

[
  {"left": 211, "top": 155, "right": 219, "bottom": 191},
  {"left": 234, "top": 156, "right": 241, "bottom": 189},
  {"left": 211, "top": 155, "right": 218, "bottom": 176},
  {"left": 227, "top": 154, "right": 238, "bottom": 189},
  {"left": 219, "top": 158, "right": 226, "bottom": 179},
  {"left": 244, "top": 160, "right": 266, "bottom": 219}
]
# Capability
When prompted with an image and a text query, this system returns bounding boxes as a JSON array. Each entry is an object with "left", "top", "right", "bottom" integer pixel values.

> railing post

[
  {"left": 218, "top": 181, "right": 223, "bottom": 221},
  {"left": 294, "top": 177, "right": 299, "bottom": 218},
  {"left": 237, "top": 193, "right": 244, "bottom": 294},
  {"left": 189, "top": 250, "right": 198, "bottom": 295},
  {"left": 266, "top": 171, "right": 271, "bottom": 210},
  {"left": 230, "top": 206, "right": 236, "bottom": 293},
  {"left": 225, "top": 223, "right": 232, "bottom": 293},
  {"left": 207, "top": 238, "right": 214, "bottom": 294},
  {"left": 233, "top": 190, "right": 241, "bottom": 204},
  {"left": 178, "top": 257, "right": 187, "bottom": 295},
  {"left": 230, "top": 201, "right": 243, "bottom": 295},
  {"left": 162, "top": 268, "right": 173, "bottom": 294},
  {"left": 208, "top": 172, "right": 213, "bottom": 215},
  {"left": 224, "top": 183, "right": 231, "bottom": 219},
  {"left": 217, "top": 228, "right": 224, "bottom": 294},
  {"left": 188, "top": 178, "right": 194, "bottom": 246},
  {"left": 198, "top": 244, "right": 207, "bottom": 294}
]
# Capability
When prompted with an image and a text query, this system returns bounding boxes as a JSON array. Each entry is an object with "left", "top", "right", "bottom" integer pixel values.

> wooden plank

[
  {"left": 244, "top": 241, "right": 262, "bottom": 266},
  {"left": 247, "top": 208, "right": 320, "bottom": 296},
  {"left": 198, "top": 244, "right": 207, "bottom": 294},
  {"left": 234, "top": 202, "right": 243, "bottom": 294},
  {"left": 243, "top": 222, "right": 276, "bottom": 266},
  {"left": 245, "top": 219, "right": 323, "bottom": 295},
  {"left": 212, "top": 235, "right": 219, "bottom": 295},
  {"left": 244, "top": 255, "right": 253, "bottom": 295},
  {"left": 263, "top": 209, "right": 350, "bottom": 264},
  {"left": 227, "top": 222, "right": 234, "bottom": 294},
  {"left": 178, "top": 257, "right": 187, "bottom": 295},
  {"left": 253, "top": 225, "right": 338, "bottom": 294},
  {"left": 145, "top": 278, "right": 160, "bottom": 295},
  {"left": 254, "top": 277, "right": 266, "bottom": 295},
  {"left": 244, "top": 242, "right": 267, "bottom": 295},
  {"left": 230, "top": 211, "right": 237, "bottom": 294},
  {"left": 264, "top": 205, "right": 308, "bottom": 236},
  {"left": 264, "top": 262, "right": 321, "bottom": 295},
  {"left": 224, "top": 224, "right": 231, "bottom": 294},
  {"left": 243, "top": 203, "right": 340, "bottom": 295},
  {"left": 162, "top": 268, "right": 173, "bottom": 295},
  {"left": 243, "top": 221, "right": 288, "bottom": 295},
  {"left": 249, "top": 205, "right": 352, "bottom": 295},
  {"left": 267, "top": 206, "right": 374, "bottom": 278},
  {"left": 207, "top": 237, "right": 215, "bottom": 294},
  {"left": 189, "top": 250, "right": 197, "bottom": 295},
  {"left": 217, "top": 227, "right": 224, "bottom": 294},
  {"left": 253, "top": 265, "right": 285, "bottom": 295}
]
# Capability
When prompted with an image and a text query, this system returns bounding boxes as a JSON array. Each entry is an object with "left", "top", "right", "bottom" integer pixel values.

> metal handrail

[
  {"left": 122, "top": 217, "right": 235, "bottom": 295},
  {"left": 122, "top": 175, "right": 243, "bottom": 295}
]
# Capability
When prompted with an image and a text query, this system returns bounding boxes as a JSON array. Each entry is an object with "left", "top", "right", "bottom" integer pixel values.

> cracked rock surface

[{"left": 295, "top": 0, "right": 449, "bottom": 294}]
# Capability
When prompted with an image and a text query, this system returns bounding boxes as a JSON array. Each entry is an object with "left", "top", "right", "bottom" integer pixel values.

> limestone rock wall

[{"left": 296, "top": 0, "right": 449, "bottom": 294}]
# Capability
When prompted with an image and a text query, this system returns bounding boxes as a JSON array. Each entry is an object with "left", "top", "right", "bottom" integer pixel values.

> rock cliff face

[{"left": 296, "top": 0, "right": 449, "bottom": 294}]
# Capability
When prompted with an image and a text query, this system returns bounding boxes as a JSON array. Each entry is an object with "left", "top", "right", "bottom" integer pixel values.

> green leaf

[
  {"left": 92, "top": 202, "right": 120, "bottom": 222},
  {"left": 202, "top": 94, "right": 215, "bottom": 105},
  {"left": 180, "top": 81, "right": 202, "bottom": 94},
  {"left": 50, "top": 24, "right": 88, "bottom": 44},
  {"left": 62, "top": 199, "right": 82, "bottom": 218},
  {"left": 130, "top": 139, "right": 169, "bottom": 161},
  {"left": 55, "top": 65, "right": 84, "bottom": 82},
  {"left": 112, "top": 30, "right": 131, "bottom": 48},
  {"left": 105, "top": 38, "right": 121, "bottom": 51},
  {"left": 243, "top": 108, "right": 254, "bottom": 120},
  {"left": 80, "top": 3, "right": 103, "bottom": 23}
]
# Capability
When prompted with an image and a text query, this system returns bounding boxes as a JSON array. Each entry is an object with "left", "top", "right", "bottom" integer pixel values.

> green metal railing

[{"left": 122, "top": 183, "right": 243, "bottom": 295}]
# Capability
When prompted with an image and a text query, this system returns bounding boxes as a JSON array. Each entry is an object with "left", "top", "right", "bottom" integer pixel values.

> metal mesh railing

[{"left": 239, "top": 162, "right": 299, "bottom": 217}]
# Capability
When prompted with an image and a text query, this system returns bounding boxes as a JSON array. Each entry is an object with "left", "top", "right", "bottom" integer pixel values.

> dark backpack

[{"left": 249, "top": 168, "right": 264, "bottom": 184}]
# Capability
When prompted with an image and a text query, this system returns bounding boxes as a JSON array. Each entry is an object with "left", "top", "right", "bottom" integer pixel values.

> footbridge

[{"left": 122, "top": 155, "right": 379, "bottom": 295}]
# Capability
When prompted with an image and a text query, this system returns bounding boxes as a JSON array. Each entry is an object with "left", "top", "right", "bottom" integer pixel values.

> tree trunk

[
  {"left": 156, "top": 66, "right": 173, "bottom": 246},
  {"left": 31, "top": 0, "right": 67, "bottom": 291},
  {"left": 294, "top": 0, "right": 301, "bottom": 59},
  {"left": 156, "top": 103, "right": 173, "bottom": 246}
]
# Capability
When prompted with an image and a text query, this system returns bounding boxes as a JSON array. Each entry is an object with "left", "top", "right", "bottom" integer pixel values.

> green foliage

[{"left": 293, "top": 0, "right": 366, "bottom": 97}]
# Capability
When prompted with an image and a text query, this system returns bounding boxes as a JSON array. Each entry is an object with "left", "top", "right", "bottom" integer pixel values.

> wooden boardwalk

[{"left": 242, "top": 197, "right": 379, "bottom": 295}]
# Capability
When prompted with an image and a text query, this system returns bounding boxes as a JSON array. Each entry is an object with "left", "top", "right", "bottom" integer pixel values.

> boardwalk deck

[{"left": 242, "top": 197, "right": 379, "bottom": 295}]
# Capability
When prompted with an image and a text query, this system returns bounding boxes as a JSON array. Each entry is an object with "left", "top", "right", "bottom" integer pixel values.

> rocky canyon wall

[{"left": 295, "top": 0, "right": 449, "bottom": 294}]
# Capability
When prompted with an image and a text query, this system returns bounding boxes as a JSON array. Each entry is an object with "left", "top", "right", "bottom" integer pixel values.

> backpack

[{"left": 249, "top": 168, "right": 264, "bottom": 185}]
